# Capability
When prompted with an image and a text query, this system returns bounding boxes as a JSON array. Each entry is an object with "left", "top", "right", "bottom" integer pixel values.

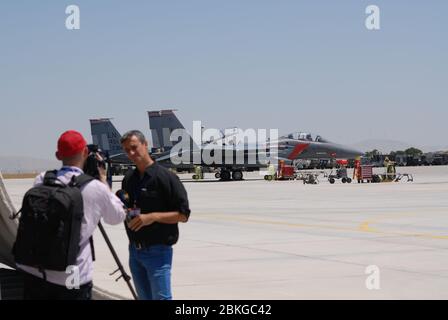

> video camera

[{"left": 83, "top": 144, "right": 108, "bottom": 179}]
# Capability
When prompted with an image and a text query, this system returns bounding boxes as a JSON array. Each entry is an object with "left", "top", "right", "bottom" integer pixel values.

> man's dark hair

[{"left": 120, "top": 130, "right": 147, "bottom": 145}]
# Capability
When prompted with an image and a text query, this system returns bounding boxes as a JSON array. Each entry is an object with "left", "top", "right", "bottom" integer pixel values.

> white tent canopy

[{"left": 0, "top": 171, "right": 18, "bottom": 268}]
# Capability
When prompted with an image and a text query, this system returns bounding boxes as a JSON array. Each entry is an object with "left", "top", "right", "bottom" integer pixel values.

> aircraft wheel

[
  {"left": 266, "top": 175, "right": 273, "bottom": 181},
  {"left": 342, "top": 177, "right": 347, "bottom": 183},
  {"left": 347, "top": 178, "right": 352, "bottom": 183},
  {"left": 232, "top": 171, "right": 243, "bottom": 181},
  {"left": 329, "top": 178, "right": 335, "bottom": 184},
  {"left": 193, "top": 175, "right": 198, "bottom": 180},
  {"left": 220, "top": 170, "right": 231, "bottom": 181},
  {"left": 215, "top": 172, "right": 221, "bottom": 179}
]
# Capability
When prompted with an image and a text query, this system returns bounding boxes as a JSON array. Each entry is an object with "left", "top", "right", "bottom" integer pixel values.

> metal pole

[
  {"left": 98, "top": 221, "right": 138, "bottom": 300},
  {"left": 97, "top": 155, "right": 138, "bottom": 300}
]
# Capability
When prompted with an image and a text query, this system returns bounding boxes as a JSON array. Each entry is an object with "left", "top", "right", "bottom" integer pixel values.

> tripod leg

[{"left": 98, "top": 222, "right": 138, "bottom": 300}]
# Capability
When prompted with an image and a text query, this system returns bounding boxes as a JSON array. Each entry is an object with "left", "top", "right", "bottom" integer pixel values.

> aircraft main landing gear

[
  {"left": 232, "top": 170, "right": 243, "bottom": 181},
  {"left": 218, "top": 170, "right": 243, "bottom": 181},
  {"left": 220, "top": 170, "right": 231, "bottom": 181}
]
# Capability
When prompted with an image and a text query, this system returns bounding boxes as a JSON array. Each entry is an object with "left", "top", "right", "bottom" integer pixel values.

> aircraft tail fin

[
  {"left": 89, "top": 118, "right": 123, "bottom": 156},
  {"left": 148, "top": 110, "right": 190, "bottom": 151}
]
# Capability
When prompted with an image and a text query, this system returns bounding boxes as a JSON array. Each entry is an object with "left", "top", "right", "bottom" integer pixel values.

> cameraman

[{"left": 16, "top": 130, "right": 126, "bottom": 300}]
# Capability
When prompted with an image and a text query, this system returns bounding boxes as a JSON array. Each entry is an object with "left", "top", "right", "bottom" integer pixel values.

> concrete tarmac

[{"left": 3, "top": 166, "right": 448, "bottom": 299}]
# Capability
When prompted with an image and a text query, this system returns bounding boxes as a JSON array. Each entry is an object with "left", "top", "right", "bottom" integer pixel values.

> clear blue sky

[{"left": 0, "top": 1, "right": 446, "bottom": 159}]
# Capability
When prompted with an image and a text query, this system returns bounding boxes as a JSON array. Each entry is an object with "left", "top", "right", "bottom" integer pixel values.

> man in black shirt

[{"left": 120, "top": 130, "right": 190, "bottom": 300}]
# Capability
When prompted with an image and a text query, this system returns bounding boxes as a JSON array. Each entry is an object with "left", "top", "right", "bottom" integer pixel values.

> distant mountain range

[
  {"left": 350, "top": 139, "right": 448, "bottom": 154},
  {"left": 0, "top": 156, "right": 59, "bottom": 174}
]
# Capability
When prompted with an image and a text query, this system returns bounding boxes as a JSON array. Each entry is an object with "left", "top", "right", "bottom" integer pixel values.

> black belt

[
  {"left": 131, "top": 240, "right": 172, "bottom": 250},
  {"left": 131, "top": 241, "right": 157, "bottom": 250}
]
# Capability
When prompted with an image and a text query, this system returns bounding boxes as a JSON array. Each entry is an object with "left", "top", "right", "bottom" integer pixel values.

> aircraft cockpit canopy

[{"left": 285, "top": 132, "right": 329, "bottom": 143}]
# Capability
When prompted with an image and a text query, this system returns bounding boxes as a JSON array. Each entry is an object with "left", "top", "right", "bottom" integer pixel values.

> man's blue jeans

[{"left": 129, "top": 243, "right": 173, "bottom": 300}]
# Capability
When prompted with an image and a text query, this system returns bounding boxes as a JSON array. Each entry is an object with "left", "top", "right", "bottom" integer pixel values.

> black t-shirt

[{"left": 121, "top": 162, "right": 191, "bottom": 246}]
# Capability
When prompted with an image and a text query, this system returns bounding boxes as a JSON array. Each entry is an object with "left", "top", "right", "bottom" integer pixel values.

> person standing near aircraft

[
  {"left": 14, "top": 130, "right": 126, "bottom": 300},
  {"left": 120, "top": 130, "right": 191, "bottom": 300}
]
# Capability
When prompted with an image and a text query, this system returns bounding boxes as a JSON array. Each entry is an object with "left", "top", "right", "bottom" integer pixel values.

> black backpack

[{"left": 12, "top": 171, "right": 94, "bottom": 272}]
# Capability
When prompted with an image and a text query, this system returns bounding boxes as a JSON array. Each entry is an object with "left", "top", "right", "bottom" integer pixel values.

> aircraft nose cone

[
  {"left": 339, "top": 146, "right": 364, "bottom": 159},
  {"left": 308, "top": 142, "right": 363, "bottom": 159}
]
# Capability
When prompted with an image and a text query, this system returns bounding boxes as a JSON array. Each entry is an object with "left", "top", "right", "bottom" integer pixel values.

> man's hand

[
  {"left": 127, "top": 214, "right": 156, "bottom": 232},
  {"left": 96, "top": 153, "right": 108, "bottom": 183},
  {"left": 98, "top": 166, "right": 107, "bottom": 183}
]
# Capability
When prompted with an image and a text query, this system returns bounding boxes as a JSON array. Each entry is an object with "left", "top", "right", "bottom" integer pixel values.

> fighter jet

[
  {"left": 147, "top": 110, "right": 362, "bottom": 180},
  {"left": 89, "top": 111, "right": 363, "bottom": 180}
]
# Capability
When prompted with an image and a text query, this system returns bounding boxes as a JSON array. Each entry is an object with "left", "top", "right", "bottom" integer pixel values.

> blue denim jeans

[{"left": 129, "top": 243, "right": 173, "bottom": 300}]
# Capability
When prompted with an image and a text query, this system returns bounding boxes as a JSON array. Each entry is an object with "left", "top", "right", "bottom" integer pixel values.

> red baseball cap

[{"left": 57, "top": 130, "right": 87, "bottom": 158}]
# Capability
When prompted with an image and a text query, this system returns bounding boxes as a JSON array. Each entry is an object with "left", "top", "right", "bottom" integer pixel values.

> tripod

[
  {"left": 97, "top": 154, "right": 138, "bottom": 300},
  {"left": 98, "top": 221, "right": 138, "bottom": 300}
]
